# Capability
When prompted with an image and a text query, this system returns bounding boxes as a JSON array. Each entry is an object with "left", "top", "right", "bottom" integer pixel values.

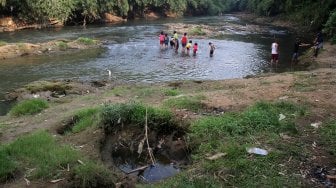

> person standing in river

[
  {"left": 181, "top": 33, "right": 188, "bottom": 53},
  {"left": 271, "top": 39, "right": 279, "bottom": 65},
  {"left": 159, "top": 31, "right": 165, "bottom": 49},
  {"left": 209, "top": 42, "right": 215, "bottom": 57},
  {"left": 193, "top": 43, "right": 198, "bottom": 56}
]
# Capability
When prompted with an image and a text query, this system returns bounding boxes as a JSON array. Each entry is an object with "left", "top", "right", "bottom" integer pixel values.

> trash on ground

[
  {"left": 279, "top": 114, "right": 286, "bottom": 121},
  {"left": 206, "top": 153, "right": 227, "bottom": 160},
  {"left": 246, "top": 147, "right": 268, "bottom": 156},
  {"left": 311, "top": 122, "right": 322, "bottom": 129}
]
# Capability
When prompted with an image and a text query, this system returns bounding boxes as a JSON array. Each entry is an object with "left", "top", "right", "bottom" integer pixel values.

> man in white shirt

[{"left": 271, "top": 39, "right": 279, "bottom": 64}]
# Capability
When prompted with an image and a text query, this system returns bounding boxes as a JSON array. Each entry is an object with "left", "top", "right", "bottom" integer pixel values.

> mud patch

[{"left": 101, "top": 122, "right": 189, "bottom": 184}]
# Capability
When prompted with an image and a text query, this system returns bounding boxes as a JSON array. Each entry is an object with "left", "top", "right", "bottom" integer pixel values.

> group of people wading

[{"left": 159, "top": 31, "right": 215, "bottom": 57}]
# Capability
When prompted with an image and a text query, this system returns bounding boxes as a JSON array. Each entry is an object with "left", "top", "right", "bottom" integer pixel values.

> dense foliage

[{"left": 0, "top": 0, "right": 335, "bottom": 37}]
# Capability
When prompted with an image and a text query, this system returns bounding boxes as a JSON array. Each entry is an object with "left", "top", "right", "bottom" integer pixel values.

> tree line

[{"left": 0, "top": 0, "right": 335, "bottom": 39}]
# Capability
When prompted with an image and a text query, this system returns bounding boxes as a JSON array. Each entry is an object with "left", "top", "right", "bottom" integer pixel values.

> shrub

[
  {"left": 190, "top": 26, "right": 206, "bottom": 36},
  {"left": 9, "top": 99, "right": 48, "bottom": 116},
  {"left": 0, "top": 40, "right": 7, "bottom": 46},
  {"left": 72, "top": 161, "right": 116, "bottom": 188},
  {"left": 71, "top": 108, "right": 100, "bottom": 133},
  {"left": 25, "top": 81, "right": 71, "bottom": 93},
  {"left": 162, "top": 88, "right": 181, "bottom": 96}
]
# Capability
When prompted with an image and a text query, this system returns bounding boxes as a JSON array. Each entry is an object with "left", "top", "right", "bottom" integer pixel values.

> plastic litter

[
  {"left": 279, "top": 114, "right": 286, "bottom": 121},
  {"left": 246, "top": 147, "right": 268, "bottom": 156},
  {"left": 311, "top": 122, "right": 322, "bottom": 129}
]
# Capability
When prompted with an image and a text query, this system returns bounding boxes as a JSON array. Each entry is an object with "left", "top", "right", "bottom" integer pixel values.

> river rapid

[{"left": 0, "top": 15, "right": 299, "bottom": 115}]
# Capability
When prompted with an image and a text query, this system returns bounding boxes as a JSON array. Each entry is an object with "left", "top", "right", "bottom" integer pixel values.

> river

[{"left": 0, "top": 15, "right": 299, "bottom": 115}]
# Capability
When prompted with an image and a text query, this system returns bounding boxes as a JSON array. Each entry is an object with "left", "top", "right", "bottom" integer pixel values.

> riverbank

[
  {"left": 0, "top": 42, "right": 336, "bottom": 187},
  {"left": 0, "top": 37, "right": 101, "bottom": 60}
]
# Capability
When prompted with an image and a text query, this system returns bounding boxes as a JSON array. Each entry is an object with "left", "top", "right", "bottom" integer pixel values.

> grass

[
  {"left": 9, "top": 99, "right": 48, "bottom": 116},
  {"left": 57, "top": 41, "right": 68, "bottom": 51},
  {"left": 71, "top": 108, "right": 101, "bottom": 133},
  {"left": 77, "top": 37, "right": 96, "bottom": 45},
  {"left": 0, "top": 131, "right": 79, "bottom": 180},
  {"left": 72, "top": 161, "right": 116, "bottom": 187},
  {"left": 25, "top": 80, "right": 71, "bottom": 93},
  {"left": 0, "top": 131, "right": 116, "bottom": 185},
  {"left": 190, "top": 26, "right": 207, "bottom": 36},
  {"left": 101, "top": 102, "right": 176, "bottom": 134},
  {"left": 0, "top": 40, "right": 7, "bottom": 46},
  {"left": 320, "top": 120, "right": 336, "bottom": 155},
  {"left": 162, "top": 88, "right": 181, "bottom": 96},
  {"left": 153, "top": 101, "right": 308, "bottom": 187},
  {"left": 108, "top": 86, "right": 159, "bottom": 99},
  {"left": 164, "top": 95, "right": 206, "bottom": 112}
]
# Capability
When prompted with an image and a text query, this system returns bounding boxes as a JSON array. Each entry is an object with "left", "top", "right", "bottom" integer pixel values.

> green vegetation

[
  {"left": 0, "top": 131, "right": 79, "bottom": 180},
  {"left": 57, "top": 41, "right": 68, "bottom": 51},
  {"left": 162, "top": 88, "right": 181, "bottom": 96},
  {"left": 0, "top": 131, "right": 116, "bottom": 185},
  {"left": 101, "top": 102, "right": 175, "bottom": 133},
  {"left": 72, "top": 161, "right": 116, "bottom": 187},
  {"left": 320, "top": 120, "right": 336, "bottom": 155},
  {"left": 25, "top": 81, "right": 71, "bottom": 93},
  {"left": 71, "top": 108, "right": 100, "bottom": 133},
  {"left": 154, "top": 101, "right": 307, "bottom": 187},
  {"left": 164, "top": 95, "right": 206, "bottom": 112},
  {"left": 9, "top": 99, "right": 48, "bottom": 116},
  {"left": 77, "top": 37, "right": 95, "bottom": 45},
  {"left": 0, "top": 40, "right": 7, "bottom": 46},
  {"left": 190, "top": 26, "right": 206, "bottom": 36},
  {"left": 108, "top": 86, "right": 159, "bottom": 99}
]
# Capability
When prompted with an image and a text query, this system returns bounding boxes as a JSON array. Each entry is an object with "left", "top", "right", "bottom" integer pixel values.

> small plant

[
  {"left": 72, "top": 161, "right": 116, "bottom": 187},
  {"left": 164, "top": 95, "right": 206, "bottom": 112},
  {"left": 9, "top": 99, "right": 48, "bottom": 116},
  {"left": 163, "top": 88, "right": 181, "bottom": 96},
  {"left": 190, "top": 26, "right": 206, "bottom": 36},
  {"left": 77, "top": 37, "right": 95, "bottom": 45},
  {"left": 57, "top": 41, "right": 68, "bottom": 51},
  {"left": 71, "top": 108, "right": 100, "bottom": 133}
]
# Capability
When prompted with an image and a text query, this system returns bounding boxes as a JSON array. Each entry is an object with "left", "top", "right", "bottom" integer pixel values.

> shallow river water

[{"left": 0, "top": 15, "right": 299, "bottom": 115}]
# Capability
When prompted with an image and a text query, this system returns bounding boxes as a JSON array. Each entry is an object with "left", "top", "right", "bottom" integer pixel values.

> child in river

[
  {"left": 164, "top": 33, "right": 169, "bottom": 48},
  {"left": 209, "top": 42, "right": 215, "bottom": 57},
  {"left": 186, "top": 40, "right": 192, "bottom": 55},
  {"left": 159, "top": 31, "right": 165, "bottom": 49},
  {"left": 181, "top": 33, "right": 188, "bottom": 53},
  {"left": 193, "top": 43, "right": 198, "bottom": 56}
]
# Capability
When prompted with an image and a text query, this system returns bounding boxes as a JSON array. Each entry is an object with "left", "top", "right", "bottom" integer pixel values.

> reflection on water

[{"left": 0, "top": 15, "right": 301, "bottom": 115}]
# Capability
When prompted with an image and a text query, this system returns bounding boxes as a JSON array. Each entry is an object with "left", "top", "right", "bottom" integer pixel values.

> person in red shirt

[
  {"left": 193, "top": 43, "right": 198, "bottom": 56},
  {"left": 181, "top": 33, "right": 188, "bottom": 53}
]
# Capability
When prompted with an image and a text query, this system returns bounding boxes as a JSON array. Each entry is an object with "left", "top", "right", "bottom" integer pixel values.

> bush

[
  {"left": 71, "top": 108, "right": 100, "bottom": 133},
  {"left": 162, "top": 88, "right": 181, "bottom": 96},
  {"left": 190, "top": 26, "right": 206, "bottom": 36},
  {"left": 72, "top": 161, "right": 116, "bottom": 188},
  {"left": 25, "top": 81, "right": 71, "bottom": 93},
  {"left": 9, "top": 99, "right": 48, "bottom": 116}
]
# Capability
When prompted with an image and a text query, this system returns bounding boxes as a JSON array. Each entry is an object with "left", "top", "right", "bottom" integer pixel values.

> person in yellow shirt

[{"left": 186, "top": 40, "right": 192, "bottom": 55}]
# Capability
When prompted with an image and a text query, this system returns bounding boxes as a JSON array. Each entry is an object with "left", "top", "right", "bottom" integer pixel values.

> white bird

[{"left": 107, "top": 69, "right": 112, "bottom": 77}]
